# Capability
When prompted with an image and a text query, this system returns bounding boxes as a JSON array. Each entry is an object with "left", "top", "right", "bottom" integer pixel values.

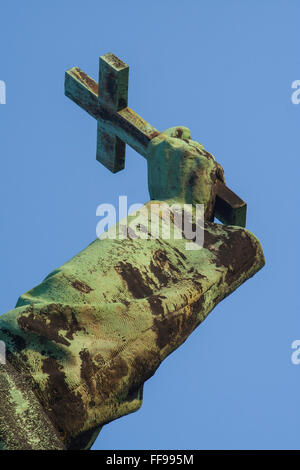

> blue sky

[{"left": 1, "top": 0, "right": 299, "bottom": 450}]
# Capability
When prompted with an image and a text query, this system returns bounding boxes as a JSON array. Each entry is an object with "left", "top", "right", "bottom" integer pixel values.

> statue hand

[{"left": 147, "top": 126, "right": 225, "bottom": 221}]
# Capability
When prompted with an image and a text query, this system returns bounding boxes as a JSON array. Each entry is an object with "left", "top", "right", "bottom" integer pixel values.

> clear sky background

[{"left": 0, "top": 0, "right": 299, "bottom": 450}]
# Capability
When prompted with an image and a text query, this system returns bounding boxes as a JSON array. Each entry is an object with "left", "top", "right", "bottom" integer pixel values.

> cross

[{"left": 65, "top": 52, "right": 246, "bottom": 227}]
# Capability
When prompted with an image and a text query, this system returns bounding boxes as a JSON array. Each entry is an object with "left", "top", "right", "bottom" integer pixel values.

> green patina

[
  {"left": 0, "top": 126, "right": 264, "bottom": 449},
  {"left": 65, "top": 53, "right": 247, "bottom": 226}
]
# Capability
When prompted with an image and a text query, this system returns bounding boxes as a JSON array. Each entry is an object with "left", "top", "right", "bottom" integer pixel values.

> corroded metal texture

[
  {"left": 65, "top": 63, "right": 160, "bottom": 160},
  {"left": 0, "top": 361, "right": 65, "bottom": 450},
  {"left": 96, "top": 54, "right": 129, "bottom": 172},
  {"left": 64, "top": 53, "right": 246, "bottom": 226},
  {"left": 147, "top": 128, "right": 220, "bottom": 222},
  {"left": 0, "top": 128, "right": 265, "bottom": 449}
]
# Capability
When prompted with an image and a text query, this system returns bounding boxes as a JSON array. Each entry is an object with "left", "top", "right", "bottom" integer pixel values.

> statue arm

[{"left": 0, "top": 128, "right": 265, "bottom": 449}]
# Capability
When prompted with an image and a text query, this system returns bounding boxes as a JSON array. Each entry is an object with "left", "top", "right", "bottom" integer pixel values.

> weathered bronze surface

[
  {"left": 0, "top": 55, "right": 264, "bottom": 450},
  {"left": 65, "top": 53, "right": 246, "bottom": 227}
]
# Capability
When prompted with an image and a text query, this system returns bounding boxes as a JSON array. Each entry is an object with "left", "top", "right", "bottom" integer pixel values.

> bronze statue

[{"left": 0, "top": 54, "right": 264, "bottom": 450}]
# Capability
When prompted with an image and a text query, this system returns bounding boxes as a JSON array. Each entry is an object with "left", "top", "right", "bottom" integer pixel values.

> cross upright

[{"left": 65, "top": 52, "right": 247, "bottom": 227}]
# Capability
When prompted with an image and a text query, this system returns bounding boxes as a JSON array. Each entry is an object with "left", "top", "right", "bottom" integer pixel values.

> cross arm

[
  {"left": 65, "top": 67, "right": 159, "bottom": 158},
  {"left": 214, "top": 180, "right": 247, "bottom": 226}
]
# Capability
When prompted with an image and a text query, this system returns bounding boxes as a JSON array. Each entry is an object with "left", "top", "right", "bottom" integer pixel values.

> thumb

[{"left": 161, "top": 126, "right": 191, "bottom": 140}]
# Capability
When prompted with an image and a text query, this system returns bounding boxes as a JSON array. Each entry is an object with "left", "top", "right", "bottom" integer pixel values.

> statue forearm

[
  {"left": 0, "top": 121, "right": 265, "bottom": 449},
  {"left": 0, "top": 216, "right": 264, "bottom": 450}
]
